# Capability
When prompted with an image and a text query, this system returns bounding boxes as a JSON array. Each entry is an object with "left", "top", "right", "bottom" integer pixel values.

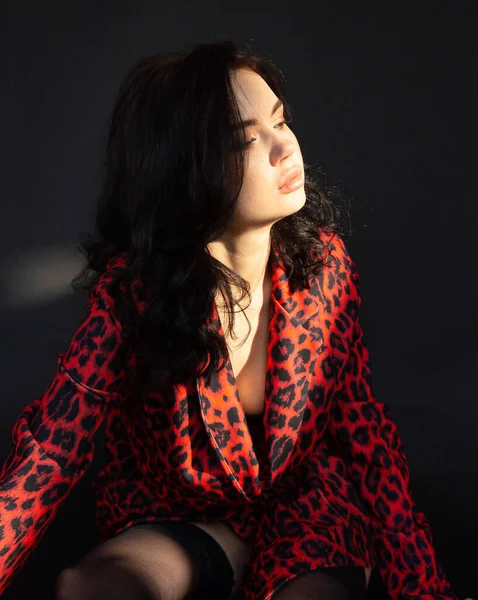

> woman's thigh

[{"left": 56, "top": 524, "right": 201, "bottom": 600}]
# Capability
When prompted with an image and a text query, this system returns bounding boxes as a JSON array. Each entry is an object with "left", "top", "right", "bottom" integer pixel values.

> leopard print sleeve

[
  {"left": 328, "top": 236, "right": 457, "bottom": 600},
  {"left": 0, "top": 285, "right": 128, "bottom": 594}
]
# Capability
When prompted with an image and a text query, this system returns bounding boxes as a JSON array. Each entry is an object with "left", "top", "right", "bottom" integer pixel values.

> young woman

[{"left": 0, "top": 40, "right": 465, "bottom": 600}]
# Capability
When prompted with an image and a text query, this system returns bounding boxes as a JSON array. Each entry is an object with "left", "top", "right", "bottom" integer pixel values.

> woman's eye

[{"left": 243, "top": 117, "right": 293, "bottom": 148}]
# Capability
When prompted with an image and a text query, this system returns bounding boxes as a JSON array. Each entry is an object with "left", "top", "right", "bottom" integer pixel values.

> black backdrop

[{"left": 0, "top": 2, "right": 476, "bottom": 598}]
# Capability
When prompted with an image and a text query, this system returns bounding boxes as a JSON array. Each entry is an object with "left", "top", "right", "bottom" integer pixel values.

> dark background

[{"left": 0, "top": 1, "right": 476, "bottom": 598}]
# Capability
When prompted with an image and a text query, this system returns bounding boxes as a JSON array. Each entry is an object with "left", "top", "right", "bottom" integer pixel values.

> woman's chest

[{"left": 222, "top": 304, "right": 270, "bottom": 417}]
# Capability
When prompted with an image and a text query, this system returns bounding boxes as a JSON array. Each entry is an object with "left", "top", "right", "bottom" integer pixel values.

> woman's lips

[{"left": 279, "top": 171, "right": 305, "bottom": 193}]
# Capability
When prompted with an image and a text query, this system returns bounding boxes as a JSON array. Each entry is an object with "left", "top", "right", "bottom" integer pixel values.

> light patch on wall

[{"left": 1, "top": 246, "right": 84, "bottom": 308}]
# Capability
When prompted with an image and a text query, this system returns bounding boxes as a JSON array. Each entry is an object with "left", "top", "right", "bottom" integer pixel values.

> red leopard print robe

[{"left": 0, "top": 230, "right": 457, "bottom": 599}]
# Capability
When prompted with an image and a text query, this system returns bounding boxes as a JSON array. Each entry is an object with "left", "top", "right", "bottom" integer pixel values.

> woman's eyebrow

[{"left": 233, "top": 98, "right": 283, "bottom": 130}]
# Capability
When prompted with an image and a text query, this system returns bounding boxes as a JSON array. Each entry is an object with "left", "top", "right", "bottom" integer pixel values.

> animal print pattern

[{"left": 0, "top": 229, "right": 457, "bottom": 599}]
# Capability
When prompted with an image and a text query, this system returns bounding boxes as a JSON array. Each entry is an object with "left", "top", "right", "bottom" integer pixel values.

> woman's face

[{"left": 227, "top": 67, "right": 306, "bottom": 232}]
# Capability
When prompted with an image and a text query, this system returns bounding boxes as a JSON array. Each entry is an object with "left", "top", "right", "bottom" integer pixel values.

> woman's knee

[
  {"left": 55, "top": 559, "right": 162, "bottom": 600},
  {"left": 55, "top": 524, "right": 202, "bottom": 600},
  {"left": 56, "top": 568, "right": 75, "bottom": 600}
]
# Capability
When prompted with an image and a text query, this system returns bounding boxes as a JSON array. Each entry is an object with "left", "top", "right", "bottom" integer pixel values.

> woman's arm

[
  {"left": 327, "top": 235, "right": 457, "bottom": 600},
  {"left": 0, "top": 285, "right": 129, "bottom": 594}
]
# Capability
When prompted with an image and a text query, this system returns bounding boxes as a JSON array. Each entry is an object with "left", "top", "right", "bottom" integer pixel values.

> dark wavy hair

[{"left": 72, "top": 39, "right": 351, "bottom": 406}]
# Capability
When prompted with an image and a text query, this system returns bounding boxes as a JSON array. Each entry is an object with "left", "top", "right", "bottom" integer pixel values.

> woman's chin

[{"left": 278, "top": 186, "right": 307, "bottom": 214}]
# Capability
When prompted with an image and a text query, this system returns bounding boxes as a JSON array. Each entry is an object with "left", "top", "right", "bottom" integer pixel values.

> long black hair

[{"left": 72, "top": 39, "right": 351, "bottom": 406}]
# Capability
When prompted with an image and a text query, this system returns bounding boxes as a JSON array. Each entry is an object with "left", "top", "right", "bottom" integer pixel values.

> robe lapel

[
  {"left": 264, "top": 242, "right": 324, "bottom": 486},
  {"left": 196, "top": 240, "right": 325, "bottom": 500},
  {"left": 196, "top": 299, "right": 262, "bottom": 500}
]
